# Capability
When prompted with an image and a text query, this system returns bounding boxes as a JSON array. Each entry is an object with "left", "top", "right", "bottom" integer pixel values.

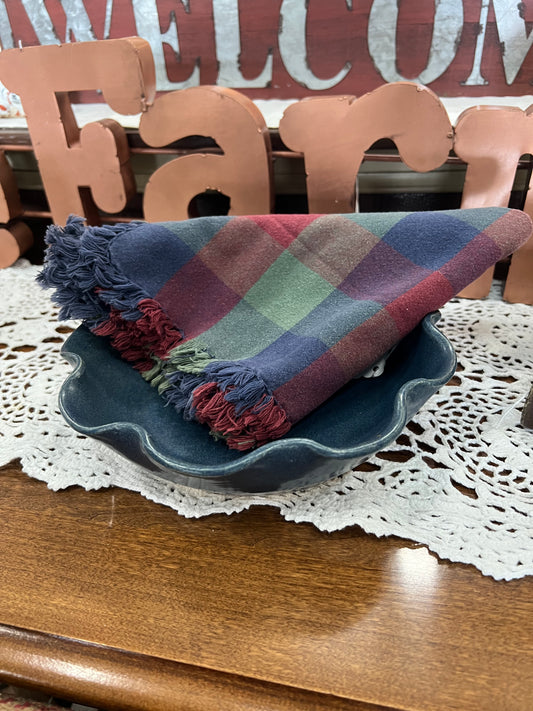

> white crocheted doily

[{"left": 1, "top": 260, "right": 532, "bottom": 581}]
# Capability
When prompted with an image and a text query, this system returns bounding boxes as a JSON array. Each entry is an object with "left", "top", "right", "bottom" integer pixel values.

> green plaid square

[{"left": 244, "top": 252, "right": 335, "bottom": 330}]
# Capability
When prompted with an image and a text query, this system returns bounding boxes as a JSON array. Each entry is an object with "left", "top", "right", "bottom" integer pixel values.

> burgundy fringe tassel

[
  {"left": 192, "top": 382, "right": 291, "bottom": 450},
  {"left": 94, "top": 298, "right": 183, "bottom": 371}
]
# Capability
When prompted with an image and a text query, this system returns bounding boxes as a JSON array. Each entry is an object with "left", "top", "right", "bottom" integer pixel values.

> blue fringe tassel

[
  {"left": 202, "top": 360, "right": 273, "bottom": 416},
  {"left": 144, "top": 353, "right": 274, "bottom": 421},
  {"left": 163, "top": 371, "right": 207, "bottom": 417},
  {"left": 38, "top": 215, "right": 146, "bottom": 326}
]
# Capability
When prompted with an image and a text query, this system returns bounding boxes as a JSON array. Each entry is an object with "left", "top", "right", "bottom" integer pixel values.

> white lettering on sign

[
  {"left": 20, "top": 0, "right": 95, "bottom": 44},
  {"left": 0, "top": 2, "right": 13, "bottom": 52},
  {"left": 463, "top": 0, "right": 490, "bottom": 85},
  {"left": 489, "top": 0, "right": 533, "bottom": 83},
  {"left": 368, "top": 0, "right": 464, "bottom": 84},
  {"left": 213, "top": 0, "right": 273, "bottom": 87},
  {"left": 61, "top": 0, "right": 96, "bottom": 43},
  {"left": 17, "top": 0, "right": 59, "bottom": 44},
  {"left": 0, "top": 0, "right": 532, "bottom": 92},
  {"left": 464, "top": 0, "right": 533, "bottom": 85},
  {"left": 278, "top": 0, "right": 351, "bottom": 90},
  {"left": 131, "top": 0, "right": 199, "bottom": 90}
]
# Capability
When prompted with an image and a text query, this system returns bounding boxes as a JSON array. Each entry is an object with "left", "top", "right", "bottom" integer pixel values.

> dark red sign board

[{"left": 0, "top": 0, "right": 532, "bottom": 99}]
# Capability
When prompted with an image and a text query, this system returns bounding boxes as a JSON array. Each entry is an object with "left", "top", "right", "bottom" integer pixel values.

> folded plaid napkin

[{"left": 38, "top": 208, "right": 531, "bottom": 450}]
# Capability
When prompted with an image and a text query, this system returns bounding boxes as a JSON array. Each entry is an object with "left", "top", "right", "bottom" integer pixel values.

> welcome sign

[{"left": 0, "top": 0, "right": 532, "bottom": 98}]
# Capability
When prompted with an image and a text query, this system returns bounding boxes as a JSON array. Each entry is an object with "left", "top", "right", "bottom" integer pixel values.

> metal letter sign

[{"left": 0, "top": 1, "right": 532, "bottom": 98}]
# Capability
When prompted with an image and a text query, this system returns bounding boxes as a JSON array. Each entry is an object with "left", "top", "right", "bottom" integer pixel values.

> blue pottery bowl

[{"left": 59, "top": 312, "right": 456, "bottom": 495}]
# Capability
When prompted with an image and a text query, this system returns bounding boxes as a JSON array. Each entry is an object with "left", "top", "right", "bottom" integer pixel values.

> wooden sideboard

[{"left": 1, "top": 460, "right": 531, "bottom": 711}]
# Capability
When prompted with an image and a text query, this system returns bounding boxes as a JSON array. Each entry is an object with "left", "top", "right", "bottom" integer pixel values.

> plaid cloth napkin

[{"left": 38, "top": 208, "right": 531, "bottom": 450}]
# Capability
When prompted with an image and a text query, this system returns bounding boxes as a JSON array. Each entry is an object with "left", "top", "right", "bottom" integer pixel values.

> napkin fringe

[
  {"left": 93, "top": 301, "right": 184, "bottom": 371},
  {"left": 203, "top": 360, "right": 276, "bottom": 415},
  {"left": 143, "top": 345, "right": 292, "bottom": 449},
  {"left": 38, "top": 216, "right": 146, "bottom": 325},
  {"left": 38, "top": 217, "right": 292, "bottom": 450},
  {"left": 191, "top": 382, "right": 291, "bottom": 450},
  {"left": 192, "top": 359, "right": 292, "bottom": 448}
]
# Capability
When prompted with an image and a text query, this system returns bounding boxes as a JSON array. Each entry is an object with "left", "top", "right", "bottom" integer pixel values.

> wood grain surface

[{"left": 0, "top": 460, "right": 531, "bottom": 711}]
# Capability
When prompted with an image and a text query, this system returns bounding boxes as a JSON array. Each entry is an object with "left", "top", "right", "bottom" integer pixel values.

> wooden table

[{"left": 1, "top": 460, "right": 531, "bottom": 711}]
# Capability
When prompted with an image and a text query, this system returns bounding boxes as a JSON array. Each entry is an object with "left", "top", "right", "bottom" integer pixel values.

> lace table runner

[{"left": 1, "top": 260, "right": 532, "bottom": 581}]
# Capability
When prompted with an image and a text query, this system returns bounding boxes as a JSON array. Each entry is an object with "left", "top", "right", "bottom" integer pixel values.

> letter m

[{"left": 492, "top": 0, "right": 533, "bottom": 84}]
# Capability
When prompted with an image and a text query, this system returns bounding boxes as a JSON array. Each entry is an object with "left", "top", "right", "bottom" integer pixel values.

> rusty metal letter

[
  {"left": 0, "top": 38, "right": 156, "bottom": 225},
  {"left": 454, "top": 105, "right": 533, "bottom": 303},
  {"left": 279, "top": 82, "right": 452, "bottom": 213},
  {"left": 0, "top": 151, "right": 33, "bottom": 268},
  {"left": 139, "top": 86, "right": 273, "bottom": 221}
]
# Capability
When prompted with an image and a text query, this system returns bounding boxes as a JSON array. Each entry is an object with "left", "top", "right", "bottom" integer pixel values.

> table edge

[{"left": 0, "top": 623, "right": 399, "bottom": 711}]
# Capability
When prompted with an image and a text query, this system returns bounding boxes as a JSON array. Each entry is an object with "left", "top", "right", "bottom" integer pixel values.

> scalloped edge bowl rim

[{"left": 59, "top": 311, "right": 456, "bottom": 479}]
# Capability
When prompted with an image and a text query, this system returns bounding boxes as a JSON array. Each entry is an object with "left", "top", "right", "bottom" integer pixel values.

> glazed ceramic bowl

[{"left": 59, "top": 312, "right": 456, "bottom": 494}]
